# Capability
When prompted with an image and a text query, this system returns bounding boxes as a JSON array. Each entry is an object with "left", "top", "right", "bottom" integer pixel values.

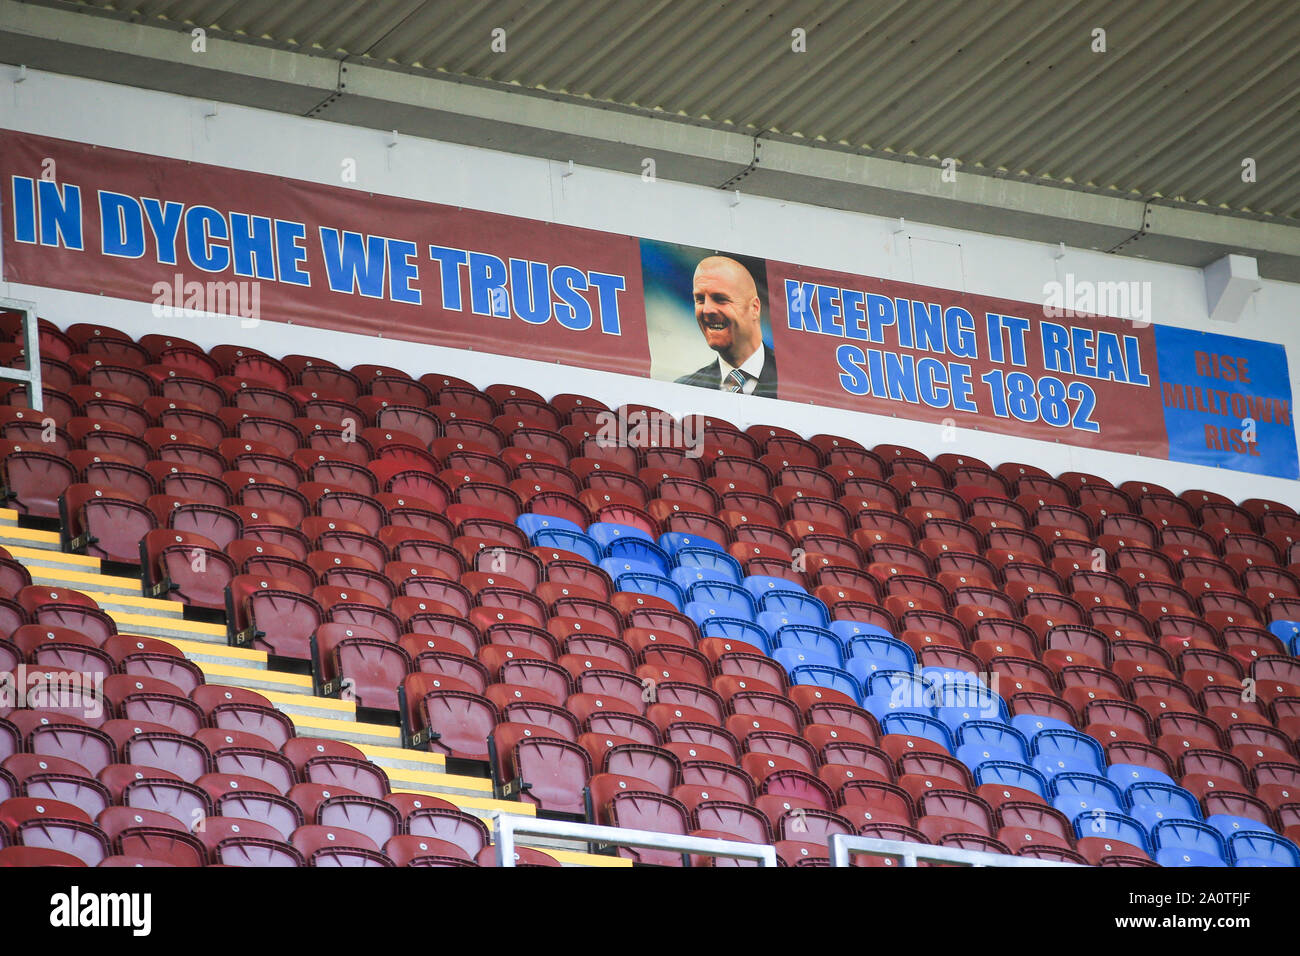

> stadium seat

[{"left": 1150, "top": 819, "right": 1229, "bottom": 867}]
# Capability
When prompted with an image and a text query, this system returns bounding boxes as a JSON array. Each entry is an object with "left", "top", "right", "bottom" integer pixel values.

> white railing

[
  {"left": 489, "top": 812, "right": 779, "bottom": 867},
  {"left": 829, "top": 834, "right": 1083, "bottom": 867},
  {"left": 488, "top": 813, "right": 1082, "bottom": 867},
  {"left": 0, "top": 298, "right": 43, "bottom": 411}
]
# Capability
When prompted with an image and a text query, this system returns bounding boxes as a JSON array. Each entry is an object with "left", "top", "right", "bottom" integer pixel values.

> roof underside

[{"left": 40, "top": 0, "right": 1300, "bottom": 223}]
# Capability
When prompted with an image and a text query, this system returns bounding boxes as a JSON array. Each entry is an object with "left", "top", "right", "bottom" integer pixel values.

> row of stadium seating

[{"left": 2, "top": 315, "right": 1298, "bottom": 865}]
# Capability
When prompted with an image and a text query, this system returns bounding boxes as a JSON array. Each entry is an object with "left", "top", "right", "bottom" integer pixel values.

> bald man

[{"left": 674, "top": 255, "right": 779, "bottom": 397}]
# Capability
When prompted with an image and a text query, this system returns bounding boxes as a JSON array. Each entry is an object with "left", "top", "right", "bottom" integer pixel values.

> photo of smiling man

[{"left": 641, "top": 240, "right": 777, "bottom": 398}]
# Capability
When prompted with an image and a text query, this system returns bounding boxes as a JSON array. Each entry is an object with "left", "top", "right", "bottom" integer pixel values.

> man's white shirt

[{"left": 717, "top": 347, "right": 766, "bottom": 395}]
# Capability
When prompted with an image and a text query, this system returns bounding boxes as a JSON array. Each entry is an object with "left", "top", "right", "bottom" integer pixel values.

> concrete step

[
  {"left": 108, "top": 611, "right": 226, "bottom": 643},
  {"left": 261, "top": 689, "right": 362, "bottom": 724},
  {"left": 290, "top": 712, "right": 402, "bottom": 749},
  {"left": 7, "top": 544, "right": 102, "bottom": 574},
  {"left": 0, "top": 525, "right": 64, "bottom": 551},
  {"left": 196, "top": 660, "right": 313, "bottom": 697},
  {"left": 522, "top": 844, "right": 630, "bottom": 867},
  {"left": 381, "top": 763, "right": 493, "bottom": 798},
  {"left": 82, "top": 590, "right": 184, "bottom": 619},
  {"left": 27, "top": 565, "right": 143, "bottom": 597},
  {"left": 354, "top": 742, "right": 446, "bottom": 773},
  {"left": 162, "top": 636, "right": 267, "bottom": 672},
  {"left": 392, "top": 789, "right": 536, "bottom": 825}
]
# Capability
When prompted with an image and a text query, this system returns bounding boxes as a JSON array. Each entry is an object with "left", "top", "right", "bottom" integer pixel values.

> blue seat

[
  {"left": 602, "top": 556, "right": 663, "bottom": 579},
  {"left": 1205, "top": 814, "right": 1274, "bottom": 841},
  {"left": 1049, "top": 772, "right": 1125, "bottom": 819},
  {"left": 1228, "top": 831, "right": 1300, "bottom": 867},
  {"left": 936, "top": 696, "right": 1010, "bottom": 727},
  {"left": 603, "top": 537, "right": 670, "bottom": 574},
  {"left": 1106, "top": 763, "right": 1176, "bottom": 791},
  {"left": 671, "top": 565, "right": 733, "bottom": 592},
  {"left": 670, "top": 554, "right": 743, "bottom": 590},
  {"left": 614, "top": 572, "right": 684, "bottom": 611},
  {"left": 699, "top": 617, "right": 771, "bottom": 655},
  {"left": 673, "top": 547, "right": 742, "bottom": 584},
  {"left": 922, "top": 666, "right": 988, "bottom": 691},
  {"left": 687, "top": 602, "right": 753, "bottom": 627},
  {"left": 772, "top": 625, "right": 843, "bottom": 667},
  {"left": 1010, "top": 713, "right": 1075, "bottom": 740},
  {"left": 742, "top": 575, "right": 807, "bottom": 604},
  {"left": 659, "top": 532, "right": 726, "bottom": 557},
  {"left": 846, "top": 633, "right": 914, "bottom": 670},
  {"left": 1124, "top": 782, "right": 1202, "bottom": 832},
  {"left": 1072, "top": 809, "right": 1150, "bottom": 854},
  {"left": 868, "top": 671, "right": 930, "bottom": 712},
  {"left": 1029, "top": 729, "right": 1105, "bottom": 780},
  {"left": 1151, "top": 819, "right": 1229, "bottom": 867},
  {"left": 937, "top": 706, "right": 995, "bottom": 733},
  {"left": 866, "top": 701, "right": 932, "bottom": 722},
  {"left": 789, "top": 665, "right": 862, "bottom": 706},
  {"left": 846, "top": 658, "right": 897, "bottom": 686},
  {"left": 587, "top": 521, "right": 655, "bottom": 549},
  {"left": 954, "top": 720, "right": 1027, "bottom": 769},
  {"left": 774, "top": 647, "right": 841, "bottom": 673},
  {"left": 517, "top": 513, "right": 585, "bottom": 537},
  {"left": 685, "top": 581, "right": 755, "bottom": 617},
  {"left": 831, "top": 620, "right": 895, "bottom": 646},
  {"left": 530, "top": 528, "right": 601, "bottom": 564},
  {"left": 973, "top": 761, "right": 1048, "bottom": 799},
  {"left": 1268, "top": 618, "right": 1300, "bottom": 653},
  {"left": 670, "top": 554, "right": 743, "bottom": 582},
  {"left": 879, "top": 712, "right": 953, "bottom": 752},
  {"left": 923, "top": 668, "right": 1004, "bottom": 715},
  {"left": 758, "top": 591, "right": 828, "bottom": 626},
  {"left": 863, "top": 669, "right": 930, "bottom": 719}
]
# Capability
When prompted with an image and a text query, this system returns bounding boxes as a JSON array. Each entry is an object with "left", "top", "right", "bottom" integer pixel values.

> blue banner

[{"left": 1156, "top": 326, "right": 1297, "bottom": 479}]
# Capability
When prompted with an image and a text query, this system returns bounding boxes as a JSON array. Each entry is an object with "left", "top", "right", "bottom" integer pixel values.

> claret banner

[
  {"left": 1, "top": 130, "right": 648, "bottom": 375},
  {"left": 3, "top": 129, "right": 1295, "bottom": 479}
]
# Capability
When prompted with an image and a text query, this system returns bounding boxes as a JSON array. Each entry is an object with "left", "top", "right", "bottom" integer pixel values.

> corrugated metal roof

[{"left": 46, "top": 0, "right": 1300, "bottom": 220}]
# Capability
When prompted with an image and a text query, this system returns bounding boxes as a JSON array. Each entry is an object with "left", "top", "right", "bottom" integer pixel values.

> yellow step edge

[
  {"left": 7, "top": 545, "right": 102, "bottom": 569},
  {"left": 0, "top": 526, "right": 61, "bottom": 545},
  {"left": 24, "top": 584, "right": 172, "bottom": 614},
  {"left": 109, "top": 612, "right": 226, "bottom": 637},
  {"left": 160, "top": 636, "right": 267, "bottom": 666},
  {"left": 383, "top": 766, "right": 492, "bottom": 792},
  {"left": 291, "top": 712, "right": 401, "bottom": 742},
  {"left": 261, "top": 689, "right": 356, "bottom": 717},
  {"left": 197, "top": 660, "right": 312, "bottom": 690},
  {"left": 390, "top": 790, "right": 536, "bottom": 816},
  {"left": 530, "top": 847, "right": 631, "bottom": 868},
  {"left": 80, "top": 590, "right": 182, "bottom": 615},
  {"left": 0, "top": 508, "right": 19, "bottom": 522},
  {"left": 27, "top": 567, "right": 144, "bottom": 592},
  {"left": 386, "top": 772, "right": 493, "bottom": 795},
  {"left": 353, "top": 742, "right": 446, "bottom": 770}
]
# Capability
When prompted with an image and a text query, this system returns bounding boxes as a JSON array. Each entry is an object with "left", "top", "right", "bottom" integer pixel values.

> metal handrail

[
  {"left": 0, "top": 298, "right": 43, "bottom": 411},
  {"left": 489, "top": 813, "right": 1081, "bottom": 867},
  {"left": 829, "top": 834, "right": 1083, "bottom": 867},
  {"left": 490, "top": 811, "right": 779, "bottom": 867}
]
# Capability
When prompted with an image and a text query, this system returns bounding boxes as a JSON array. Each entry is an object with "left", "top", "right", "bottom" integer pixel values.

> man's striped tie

[{"left": 726, "top": 368, "right": 748, "bottom": 393}]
